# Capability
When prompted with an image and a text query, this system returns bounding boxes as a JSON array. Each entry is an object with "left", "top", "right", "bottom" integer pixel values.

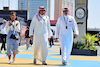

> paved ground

[{"left": 0, "top": 43, "right": 100, "bottom": 67}]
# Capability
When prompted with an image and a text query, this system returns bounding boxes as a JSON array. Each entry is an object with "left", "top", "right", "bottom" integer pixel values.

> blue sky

[{"left": 88, "top": 0, "right": 100, "bottom": 28}]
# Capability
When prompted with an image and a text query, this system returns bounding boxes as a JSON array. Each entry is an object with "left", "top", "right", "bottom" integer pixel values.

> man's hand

[
  {"left": 75, "top": 34, "right": 78, "bottom": 37},
  {"left": 9, "top": 23, "right": 12, "bottom": 26},
  {"left": 48, "top": 38, "right": 50, "bottom": 41},
  {"left": 30, "top": 35, "right": 33, "bottom": 40},
  {"left": 55, "top": 38, "right": 58, "bottom": 42}
]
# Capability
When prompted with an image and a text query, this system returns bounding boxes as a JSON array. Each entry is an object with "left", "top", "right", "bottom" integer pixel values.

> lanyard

[{"left": 63, "top": 16, "right": 68, "bottom": 26}]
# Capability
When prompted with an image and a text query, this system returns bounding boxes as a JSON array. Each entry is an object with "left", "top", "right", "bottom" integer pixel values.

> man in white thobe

[
  {"left": 29, "top": 6, "right": 51, "bottom": 65},
  {"left": 55, "top": 8, "right": 79, "bottom": 65}
]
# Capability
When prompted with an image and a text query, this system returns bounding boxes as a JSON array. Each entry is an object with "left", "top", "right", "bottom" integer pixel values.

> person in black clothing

[
  {"left": 49, "top": 29, "right": 54, "bottom": 47},
  {"left": 0, "top": 20, "right": 7, "bottom": 53},
  {"left": 25, "top": 27, "right": 30, "bottom": 49}
]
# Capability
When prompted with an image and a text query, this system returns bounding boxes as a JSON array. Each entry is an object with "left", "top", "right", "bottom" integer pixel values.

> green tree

[{"left": 80, "top": 33, "right": 99, "bottom": 47}]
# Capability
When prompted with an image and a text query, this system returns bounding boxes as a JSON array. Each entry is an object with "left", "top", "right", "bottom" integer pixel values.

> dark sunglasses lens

[{"left": 41, "top": 10, "right": 45, "bottom": 12}]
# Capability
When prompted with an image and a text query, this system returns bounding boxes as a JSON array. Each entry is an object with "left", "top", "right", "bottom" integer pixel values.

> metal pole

[{"left": 86, "top": 0, "right": 88, "bottom": 33}]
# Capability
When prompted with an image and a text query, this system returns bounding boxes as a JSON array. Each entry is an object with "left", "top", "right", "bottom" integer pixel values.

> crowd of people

[{"left": 0, "top": 6, "right": 79, "bottom": 65}]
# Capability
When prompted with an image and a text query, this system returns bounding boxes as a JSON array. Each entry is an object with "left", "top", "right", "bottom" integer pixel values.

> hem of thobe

[
  {"left": 62, "top": 59, "right": 68, "bottom": 63},
  {"left": 34, "top": 57, "right": 46, "bottom": 62},
  {"left": 62, "top": 56, "right": 69, "bottom": 63}
]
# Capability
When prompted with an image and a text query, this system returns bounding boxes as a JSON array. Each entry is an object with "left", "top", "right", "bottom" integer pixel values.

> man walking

[
  {"left": 55, "top": 8, "right": 79, "bottom": 65},
  {"left": 29, "top": 6, "right": 51, "bottom": 65},
  {"left": 25, "top": 27, "right": 30, "bottom": 49}
]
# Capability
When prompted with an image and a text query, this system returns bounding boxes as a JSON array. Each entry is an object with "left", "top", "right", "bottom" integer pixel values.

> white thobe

[
  {"left": 29, "top": 14, "right": 51, "bottom": 62},
  {"left": 55, "top": 15, "right": 79, "bottom": 62}
]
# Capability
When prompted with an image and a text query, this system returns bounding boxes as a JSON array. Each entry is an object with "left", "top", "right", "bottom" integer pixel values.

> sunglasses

[
  {"left": 63, "top": 8, "right": 69, "bottom": 12},
  {"left": 3, "top": 22, "right": 6, "bottom": 23},
  {"left": 40, "top": 10, "right": 45, "bottom": 12}
]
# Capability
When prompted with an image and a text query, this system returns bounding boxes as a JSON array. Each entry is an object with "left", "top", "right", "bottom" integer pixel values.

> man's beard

[
  {"left": 40, "top": 13, "right": 45, "bottom": 15},
  {"left": 64, "top": 13, "right": 68, "bottom": 16}
]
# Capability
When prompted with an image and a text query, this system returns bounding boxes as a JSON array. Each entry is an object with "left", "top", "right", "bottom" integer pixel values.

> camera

[{"left": 10, "top": 34, "right": 19, "bottom": 40}]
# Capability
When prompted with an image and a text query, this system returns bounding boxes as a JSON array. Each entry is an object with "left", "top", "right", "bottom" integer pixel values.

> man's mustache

[
  {"left": 42, "top": 13, "right": 45, "bottom": 14},
  {"left": 65, "top": 13, "right": 68, "bottom": 15}
]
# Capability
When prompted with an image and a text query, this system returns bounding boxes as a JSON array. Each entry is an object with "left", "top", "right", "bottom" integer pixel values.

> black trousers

[
  {"left": 0, "top": 34, "right": 7, "bottom": 51},
  {"left": 49, "top": 36, "right": 54, "bottom": 46}
]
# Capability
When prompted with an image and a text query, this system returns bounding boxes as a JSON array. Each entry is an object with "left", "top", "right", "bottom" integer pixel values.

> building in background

[
  {"left": 53, "top": 0, "right": 75, "bottom": 20},
  {"left": 0, "top": 0, "right": 18, "bottom": 10},
  {"left": 18, "top": 0, "right": 57, "bottom": 20},
  {"left": 18, "top": 0, "right": 48, "bottom": 20},
  {"left": 54, "top": 0, "right": 62, "bottom": 20},
  {"left": 0, "top": 0, "right": 75, "bottom": 20}
]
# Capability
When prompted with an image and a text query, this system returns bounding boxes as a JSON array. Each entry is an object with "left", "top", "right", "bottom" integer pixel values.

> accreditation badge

[{"left": 66, "top": 26, "right": 67, "bottom": 29}]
